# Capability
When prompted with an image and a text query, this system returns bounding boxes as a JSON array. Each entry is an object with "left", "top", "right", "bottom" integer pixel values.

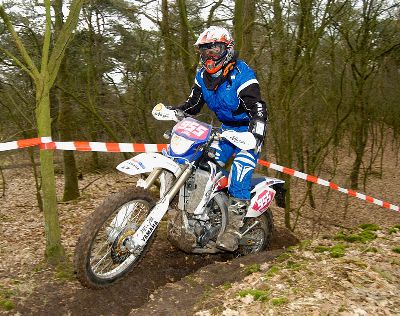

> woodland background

[{"left": 0, "top": 0, "right": 399, "bottom": 263}]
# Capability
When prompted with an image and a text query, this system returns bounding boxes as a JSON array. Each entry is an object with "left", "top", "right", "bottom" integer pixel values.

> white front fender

[{"left": 116, "top": 153, "right": 181, "bottom": 176}]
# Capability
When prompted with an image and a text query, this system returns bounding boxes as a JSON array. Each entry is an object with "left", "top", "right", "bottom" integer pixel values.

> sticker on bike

[
  {"left": 174, "top": 119, "right": 210, "bottom": 140},
  {"left": 252, "top": 188, "right": 276, "bottom": 212}
]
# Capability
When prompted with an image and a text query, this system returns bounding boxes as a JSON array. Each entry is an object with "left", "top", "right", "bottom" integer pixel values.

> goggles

[{"left": 198, "top": 42, "right": 227, "bottom": 61}]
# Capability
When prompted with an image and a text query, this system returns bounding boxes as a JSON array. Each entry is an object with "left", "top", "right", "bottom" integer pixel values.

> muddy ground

[
  {"left": 0, "top": 161, "right": 298, "bottom": 315},
  {"left": 0, "top": 146, "right": 399, "bottom": 315}
]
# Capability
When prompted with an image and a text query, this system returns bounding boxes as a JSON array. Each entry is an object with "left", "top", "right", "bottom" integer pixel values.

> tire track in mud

[
  {"left": 130, "top": 250, "right": 285, "bottom": 316},
  {"left": 15, "top": 227, "right": 298, "bottom": 315},
  {"left": 15, "top": 238, "right": 225, "bottom": 315},
  {"left": 130, "top": 226, "right": 298, "bottom": 315}
]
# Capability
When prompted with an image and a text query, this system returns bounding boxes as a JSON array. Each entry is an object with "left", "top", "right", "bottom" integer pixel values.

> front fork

[
  {"left": 136, "top": 168, "right": 163, "bottom": 190},
  {"left": 138, "top": 165, "right": 189, "bottom": 199},
  {"left": 124, "top": 164, "right": 193, "bottom": 252}
]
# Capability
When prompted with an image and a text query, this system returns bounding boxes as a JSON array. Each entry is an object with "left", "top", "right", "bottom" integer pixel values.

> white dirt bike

[{"left": 74, "top": 104, "right": 286, "bottom": 289}]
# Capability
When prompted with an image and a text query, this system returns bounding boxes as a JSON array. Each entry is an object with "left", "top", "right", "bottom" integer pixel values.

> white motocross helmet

[{"left": 194, "top": 26, "right": 235, "bottom": 74}]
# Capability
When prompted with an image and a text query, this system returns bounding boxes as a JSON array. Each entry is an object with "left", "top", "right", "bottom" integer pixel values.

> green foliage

[
  {"left": 349, "top": 230, "right": 377, "bottom": 243},
  {"left": 314, "top": 244, "right": 346, "bottom": 257},
  {"left": 276, "top": 252, "right": 291, "bottom": 262},
  {"left": 0, "top": 299, "right": 14, "bottom": 311},
  {"left": 210, "top": 306, "right": 224, "bottom": 315},
  {"left": 333, "top": 228, "right": 377, "bottom": 243},
  {"left": 391, "top": 258, "right": 400, "bottom": 266},
  {"left": 0, "top": 213, "right": 11, "bottom": 221},
  {"left": 244, "top": 263, "right": 261, "bottom": 275},
  {"left": 285, "top": 245, "right": 297, "bottom": 252},
  {"left": 271, "top": 297, "right": 288, "bottom": 306},
  {"left": 338, "top": 305, "right": 347, "bottom": 312},
  {"left": 342, "top": 258, "right": 367, "bottom": 268},
  {"left": 33, "top": 259, "right": 47, "bottom": 273},
  {"left": 237, "top": 289, "right": 269, "bottom": 302},
  {"left": 286, "top": 260, "right": 302, "bottom": 270},
  {"left": 0, "top": 286, "right": 14, "bottom": 311},
  {"left": 359, "top": 223, "right": 381, "bottom": 231},
  {"left": 222, "top": 282, "right": 232, "bottom": 290},
  {"left": 388, "top": 225, "right": 400, "bottom": 234},
  {"left": 329, "top": 244, "right": 346, "bottom": 258},
  {"left": 333, "top": 232, "right": 347, "bottom": 240},
  {"left": 265, "top": 265, "right": 280, "bottom": 278},
  {"left": 54, "top": 261, "right": 75, "bottom": 281},
  {"left": 392, "top": 247, "right": 400, "bottom": 254},
  {"left": 314, "top": 245, "right": 331, "bottom": 253}
]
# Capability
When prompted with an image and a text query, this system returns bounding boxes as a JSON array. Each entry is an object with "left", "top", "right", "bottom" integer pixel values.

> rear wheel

[
  {"left": 74, "top": 188, "right": 157, "bottom": 289},
  {"left": 237, "top": 209, "right": 274, "bottom": 255}
]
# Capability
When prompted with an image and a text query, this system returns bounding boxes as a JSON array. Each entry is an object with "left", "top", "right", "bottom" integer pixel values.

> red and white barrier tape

[
  {"left": 1, "top": 137, "right": 399, "bottom": 212},
  {"left": 39, "top": 141, "right": 168, "bottom": 153},
  {"left": 0, "top": 137, "right": 49, "bottom": 151},
  {"left": 0, "top": 137, "right": 168, "bottom": 153},
  {"left": 257, "top": 160, "right": 399, "bottom": 212}
]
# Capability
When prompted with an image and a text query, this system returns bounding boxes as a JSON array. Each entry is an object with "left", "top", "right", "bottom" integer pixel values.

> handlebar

[{"left": 153, "top": 103, "right": 256, "bottom": 151}]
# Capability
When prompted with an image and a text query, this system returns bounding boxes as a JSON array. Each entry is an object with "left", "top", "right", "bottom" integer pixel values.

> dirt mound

[
  {"left": 129, "top": 250, "right": 284, "bottom": 316},
  {"left": 13, "top": 233, "right": 229, "bottom": 315}
]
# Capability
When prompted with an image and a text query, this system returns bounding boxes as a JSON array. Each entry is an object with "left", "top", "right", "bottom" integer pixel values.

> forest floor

[{"left": 0, "top": 146, "right": 399, "bottom": 315}]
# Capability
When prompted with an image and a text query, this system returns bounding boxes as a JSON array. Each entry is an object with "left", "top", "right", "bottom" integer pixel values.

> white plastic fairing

[
  {"left": 116, "top": 153, "right": 180, "bottom": 176},
  {"left": 221, "top": 130, "right": 256, "bottom": 151},
  {"left": 246, "top": 186, "right": 276, "bottom": 218},
  {"left": 152, "top": 103, "right": 178, "bottom": 122},
  {"left": 170, "top": 134, "right": 195, "bottom": 155}
]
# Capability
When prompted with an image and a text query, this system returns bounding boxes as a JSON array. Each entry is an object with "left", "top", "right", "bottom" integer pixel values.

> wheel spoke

[
  {"left": 92, "top": 251, "right": 111, "bottom": 273},
  {"left": 88, "top": 198, "right": 153, "bottom": 278},
  {"left": 98, "top": 258, "right": 115, "bottom": 274},
  {"left": 92, "top": 240, "right": 112, "bottom": 259}
]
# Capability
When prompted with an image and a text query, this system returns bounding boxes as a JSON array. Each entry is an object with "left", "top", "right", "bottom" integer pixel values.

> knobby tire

[{"left": 74, "top": 187, "right": 157, "bottom": 289}]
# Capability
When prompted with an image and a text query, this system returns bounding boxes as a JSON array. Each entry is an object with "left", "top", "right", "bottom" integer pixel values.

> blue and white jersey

[{"left": 178, "top": 59, "right": 268, "bottom": 129}]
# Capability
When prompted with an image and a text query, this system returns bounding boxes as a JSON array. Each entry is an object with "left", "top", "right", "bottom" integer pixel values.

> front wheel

[
  {"left": 74, "top": 188, "right": 157, "bottom": 289},
  {"left": 237, "top": 209, "right": 274, "bottom": 256}
]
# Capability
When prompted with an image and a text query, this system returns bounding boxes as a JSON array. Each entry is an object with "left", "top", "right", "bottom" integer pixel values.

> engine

[{"left": 178, "top": 168, "right": 210, "bottom": 212}]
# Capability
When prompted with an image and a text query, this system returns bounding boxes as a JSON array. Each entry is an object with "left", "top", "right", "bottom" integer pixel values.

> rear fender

[
  {"left": 246, "top": 177, "right": 286, "bottom": 217},
  {"left": 246, "top": 186, "right": 276, "bottom": 218},
  {"left": 116, "top": 153, "right": 181, "bottom": 176}
]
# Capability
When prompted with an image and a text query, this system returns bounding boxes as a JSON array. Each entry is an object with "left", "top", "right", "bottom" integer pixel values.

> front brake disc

[{"left": 110, "top": 228, "right": 135, "bottom": 263}]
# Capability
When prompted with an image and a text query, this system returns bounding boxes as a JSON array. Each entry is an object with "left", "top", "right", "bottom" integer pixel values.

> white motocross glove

[{"left": 166, "top": 105, "right": 186, "bottom": 121}]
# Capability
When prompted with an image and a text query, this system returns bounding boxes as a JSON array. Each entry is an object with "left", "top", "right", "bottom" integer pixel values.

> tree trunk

[
  {"left": 233, "top": 0, "right": 244, "bottom": 53},
  {"left": 53, "top": 0, "right": 80, "bottom": 201},
  {"left": 350, "top": 99, "right": 368, "bottom": 189},
  {"left": 161, "top": 0, "right": 176, "bottom": 104},
  {"left": 36, "top": 77, "right": 65, "bottom": 262},
  {"left": 271, "top": 0, "right": 295, "bottom": 230},
  {"left": 177, "top": 0, "right": 196, "bottom": 88},
  {"left": 234, "top": 0, "right": 255, "bottom": 62}
]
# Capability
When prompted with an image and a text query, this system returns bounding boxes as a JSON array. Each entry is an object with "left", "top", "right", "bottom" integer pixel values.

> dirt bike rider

[{"left": 163, "top": 26, "right": 268, "bottom": 252}]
